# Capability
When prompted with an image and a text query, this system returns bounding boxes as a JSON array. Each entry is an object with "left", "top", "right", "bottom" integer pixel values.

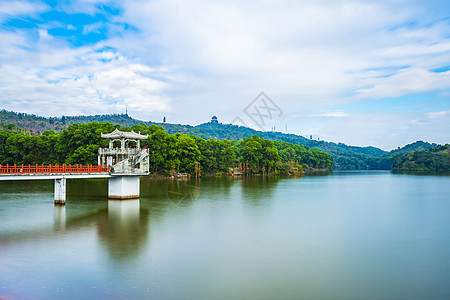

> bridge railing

[{"left": 0, "top": 164, "right": 110, "bottom": 174}]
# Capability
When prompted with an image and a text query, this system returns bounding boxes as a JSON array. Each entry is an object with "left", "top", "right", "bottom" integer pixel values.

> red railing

[{"left": 0, "top": 164, "right": 110, "bottom": 174}]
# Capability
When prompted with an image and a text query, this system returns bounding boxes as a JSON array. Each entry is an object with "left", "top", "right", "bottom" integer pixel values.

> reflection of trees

[
  {"left": 3, "top": 177, "right": 289, "bottom": 259},
  {"left": 66, "top": 179, "right": 108, "bottom": 198},
  {"left": 166, "top": 180, "right": 202, "bottom": 207},
  {"left": 96, "top": 200, "right": 149, "bottom": 261},
  {"left": 240, "top": 176, "right": 281, "bottom": 206},
  {"left": 303, "top": 171, "right": 333, "bottom": 177},
  {"left": 141, "top": 177, "right": 241, "bottom": 208},
  {"left": 140, "top": 178, "right": 204, "bottom": 208}
]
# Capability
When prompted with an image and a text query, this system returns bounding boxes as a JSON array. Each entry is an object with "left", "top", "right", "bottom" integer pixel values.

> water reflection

[
  {"left": 97, "top": 200, "right": 149, "bottom": 261},
  {"left": 53, "top": 205, "right": 66, "bottom": 231},
  {"left": 166, "top": 179, "right": 202, "bottom": 207},
  {"left": 2, "top": 197, "right": 149, "bottom": 262},
  {"left": 2, "top": 173, "right": 450, "bottom": 299},
  {"left": 240, "top": 176, "right": 281, "bottom": 206}
]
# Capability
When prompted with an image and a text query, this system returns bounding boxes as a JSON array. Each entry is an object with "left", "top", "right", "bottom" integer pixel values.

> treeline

[
  {"left": 2, "top": 109, "right": 408, "bottom": 170},
  {"left": 0, "top": 122, "right": 24, "bottom": 133},
  {"left": 196, "top": 122, "right": 387, "bottom": 170},
  {"left": 0, "top": 122, "right": 333, "bottom": 175},
  {"left": 366, "top": 141, "right": 438, "bottom": 170},
  {"left": 0, "top": 109, "right": 140, "bottom": 134},
  {"left": 392, "top": 144, "right": 450, "bottom": 172}
]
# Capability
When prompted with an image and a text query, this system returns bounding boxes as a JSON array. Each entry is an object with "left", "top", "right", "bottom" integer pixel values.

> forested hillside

[
  {"left": 366, "top": 141, "right": 437, "bottom": 170},
  {"left": 0, "top": 109, "right": 140, "bottom": 133},
  {"left": 0, "top": 110, "right": 382, "bottom": 169},
  {"left": 0, "top": 122, "right": 333, "bottom": 175},
  {"left": 2, "top": 109, "right": 443, "bottom": 170},
  {"left": 392, "top": 144, "right": 450, "bottom": 172}
]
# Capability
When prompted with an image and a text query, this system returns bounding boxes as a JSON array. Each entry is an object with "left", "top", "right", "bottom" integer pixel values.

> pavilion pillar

[
  {"left": 54, "top": 177, "right": 66, "bottom": 205},
  {"left": 108, "top": 175, "right": 140, "bottom": 199}
]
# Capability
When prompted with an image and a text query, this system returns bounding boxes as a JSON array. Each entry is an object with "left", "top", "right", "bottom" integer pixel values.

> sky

[{"left": 0, "top": 0, "right": 449, "bottom": 150}]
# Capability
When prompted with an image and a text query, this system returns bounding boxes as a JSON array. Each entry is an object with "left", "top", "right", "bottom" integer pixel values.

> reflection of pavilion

[
  {"left": 96, "top": 200, "right": 149, "bottom": 260},
  {"left": 51, "top": 199, "right": 149, "bottom": 260}
]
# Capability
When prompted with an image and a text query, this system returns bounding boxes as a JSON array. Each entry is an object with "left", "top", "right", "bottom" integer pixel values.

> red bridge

[
  {"left": 0, "top": 164, "right": 110, "bottom": 174},
  {"left": 0, "top": 129, "right": 149, "bottom": 204}
]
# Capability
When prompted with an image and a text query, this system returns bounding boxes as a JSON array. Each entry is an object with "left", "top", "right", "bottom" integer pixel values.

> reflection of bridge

[
  {"left": 1, "top": 198, "right": 149, "bottom": 261},
  {"left": 0, "top": 129, "right": 150, "bottom": 204}
]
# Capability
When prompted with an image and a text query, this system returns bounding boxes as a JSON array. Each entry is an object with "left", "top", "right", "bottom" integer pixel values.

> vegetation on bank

[
  {"left": 0, "top": 109, "right": 385, "bottom": 170},
  {"left": 2, "top": 109, "right": 444, "bottom": 171},
  {"left": 0, "top": 122, "right": 333, "bottom": 175},
  {"left": 392, "top": 144, "right": 450, "bottom": 172},
  {"left": 366, "top": 141, "right": 438, "bottom": 170}
]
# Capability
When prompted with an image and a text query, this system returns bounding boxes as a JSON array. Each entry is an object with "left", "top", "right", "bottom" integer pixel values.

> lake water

[{"left": 1, "top": 171, "right": 449, "bottom": 299}]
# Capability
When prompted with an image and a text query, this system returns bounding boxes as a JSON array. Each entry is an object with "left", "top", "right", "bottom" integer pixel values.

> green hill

[
  {"left": 2, "top": 109, "right": 443, "bottom": 170},
  {"left": 367, "top": 141, "right": 437, "bottom": 170},
  {"left": 392, "top": 144, "right": 450, "bottom": 172}
]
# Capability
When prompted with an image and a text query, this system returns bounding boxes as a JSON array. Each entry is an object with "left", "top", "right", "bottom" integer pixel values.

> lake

[{"left": 1, "top": 171, "right": 449, "bottom": 299}]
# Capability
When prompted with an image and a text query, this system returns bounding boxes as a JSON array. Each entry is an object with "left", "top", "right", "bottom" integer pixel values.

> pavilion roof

[{"left": 101, "top": 129, "right": 148, "bottom": 140}]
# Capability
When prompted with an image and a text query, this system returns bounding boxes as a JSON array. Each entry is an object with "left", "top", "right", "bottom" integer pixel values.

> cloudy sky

[{"left": 0, "top": 0, "right": 449, "bottom": 150}]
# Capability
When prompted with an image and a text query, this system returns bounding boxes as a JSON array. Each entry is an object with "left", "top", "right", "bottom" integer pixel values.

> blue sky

[{"left": 0, "top": 0, "right": 449, "bottom": 150}]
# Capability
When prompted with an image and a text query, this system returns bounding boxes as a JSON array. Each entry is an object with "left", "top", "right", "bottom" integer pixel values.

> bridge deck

[
  {"left": 0, "top": 164, "right": 110, "bottom": 180},
  {"left": 0, "top": 174, "right": 111, "bottom": 180},
  {"left": 0, "top": 164, "right": 109, "bottom": 174}
]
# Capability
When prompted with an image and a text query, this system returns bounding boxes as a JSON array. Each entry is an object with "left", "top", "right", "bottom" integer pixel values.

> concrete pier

[
  {"left": 108, "top": 176, "right": 140, "bottom": 199},
  {"left": 54, "top": 177, "right": 67, "bottom": 204}
]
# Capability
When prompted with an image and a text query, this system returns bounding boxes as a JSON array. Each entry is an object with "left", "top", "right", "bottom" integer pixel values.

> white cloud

[
  {"left": 428, "top": 110, "right": 449, "bottom": 119},
  {"left": 301, "top": 112, "right": 450, "bottom": 150},
  {"left": 82, "top": 22, "right": 103, "bottom": 35},
  {"left": 316, "top": 112, "right": 349, "bottom": 118},
  {"left": 113, "top": 0, "right": 450, "bottom": 105},
  {"left": 0, "top": 1, "right": 48, "bottom": 22},
  {"left": 0, "top": 41, "right": 172, "bottom": 118},
  {"left": 357, "top": 69, "right": 450, "bottom": 98},
  {"left": 1, "top": 0, "right": 450, "bottom": 149}
]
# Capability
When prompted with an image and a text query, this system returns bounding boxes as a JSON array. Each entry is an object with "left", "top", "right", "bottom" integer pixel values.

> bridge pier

[
  {"left": 54, "top": 177, "right": 66, "bottom": 205},
  {"left": 108, "top": 176, "right": 140, "bottom": 199}
]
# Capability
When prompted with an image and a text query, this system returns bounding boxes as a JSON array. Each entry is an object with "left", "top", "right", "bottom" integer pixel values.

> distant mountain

[
  {"left": 392, "top": 144, "right": 450, "bottom": 172},
  {"left": 386, "top": 141, "right": 437, "bottom": 157},
  {"left": 366, "top": 141, "right": 438, "bottom": 170},
  {"left": 0, "top": 109, "right": 143, "bottom": 134},
  {"left": 2, "top": 109, "right": 442, "bottom": 170}
]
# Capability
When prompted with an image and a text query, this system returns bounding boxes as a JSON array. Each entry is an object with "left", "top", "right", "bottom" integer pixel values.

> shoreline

[{"left": 143, "top": 169, "right": 333, "bottom": 180}]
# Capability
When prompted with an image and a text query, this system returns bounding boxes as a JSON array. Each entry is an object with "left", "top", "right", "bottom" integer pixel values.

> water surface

[{"left": 1, "top": 171, "right": 449, "bottom": 299}]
